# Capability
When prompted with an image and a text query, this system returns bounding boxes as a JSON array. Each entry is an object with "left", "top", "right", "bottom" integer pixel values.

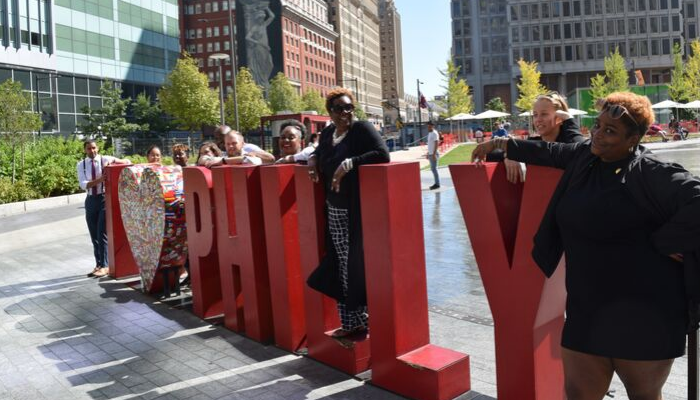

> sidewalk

[{"left": 0, "top": 170, "right": 690, "bottom": 400}]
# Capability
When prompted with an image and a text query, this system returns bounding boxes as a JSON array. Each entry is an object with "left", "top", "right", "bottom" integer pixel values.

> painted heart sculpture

[{"left": 119, "top": 165, "right": 187, "bottom": 293}]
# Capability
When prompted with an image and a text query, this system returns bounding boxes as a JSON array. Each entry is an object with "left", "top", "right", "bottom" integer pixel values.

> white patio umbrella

[
  {"left": 679, "top": 100, "right": 700, "bottom": 109},
  {"left": 568, "top": 108, "right": 588, "bottom": 116},
  {"left": 446, "top": 113, "right": 477, "bottom": 138},
  {"left": 475, "top": 110, "right": 511, "bottom": 132},
  {"left": 519, "top": 111, "right": 532, "bottom": 117},
  {"left": 651, "top": 100, "right": 682, "bottom": 124}
]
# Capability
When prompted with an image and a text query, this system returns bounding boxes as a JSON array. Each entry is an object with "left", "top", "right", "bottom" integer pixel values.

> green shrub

[
  {"left": 125, "top": 154, "right": 174, "bottom": 165},
  {"left": 0, "top": 178, "right": 38, "bottom": 204}
]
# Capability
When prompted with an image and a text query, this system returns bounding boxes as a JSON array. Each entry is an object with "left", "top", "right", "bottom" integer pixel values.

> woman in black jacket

[
  {"left": 307, "top": 88, "right": 390, "bottom": 338},
  {"left": 472, "top": 92, "right": 700, "bottom": 399}
]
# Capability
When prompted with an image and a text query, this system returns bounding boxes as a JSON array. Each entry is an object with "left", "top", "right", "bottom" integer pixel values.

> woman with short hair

[
  {"left": 472, "top": 91, "right": 700, "bottom": 399},
  {"left": 306, "top": 88, "right": 390, "bottom": 337}
]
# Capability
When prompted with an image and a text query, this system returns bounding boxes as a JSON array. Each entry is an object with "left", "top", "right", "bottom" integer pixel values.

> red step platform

[
  {"left": 360, "top": 162, "right": 471, "bottom": 400},
  {"left": 294, "top": 166, "right": 371, "bottom": 375}
]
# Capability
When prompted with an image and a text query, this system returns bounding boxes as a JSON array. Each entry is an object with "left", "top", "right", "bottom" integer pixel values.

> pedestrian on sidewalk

[
  {"left": 77, "top": 139, "right": 131, "bottom": 278},
  {"left": 427, "top": 121, "right": 440, "bottom": 190},
  {"left": 472, "top": 91, "right": 700, "bottom": 400},
  {"left": 306, "top": 88, "right": 390, "bottom": 338}
]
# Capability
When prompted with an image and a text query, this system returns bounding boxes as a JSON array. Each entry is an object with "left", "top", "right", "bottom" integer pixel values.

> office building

[
  {"left": 379, "top": 0, "right": 405, "bottom": 128},
  {"left": 451, "top": 0, "right": 700, "bottom": 112},
  {"left": 0, "top": 0, "right": 180, "bottom": 135},
  {"left": 328, "top": 0, "right": 383, "bottom": 122}
]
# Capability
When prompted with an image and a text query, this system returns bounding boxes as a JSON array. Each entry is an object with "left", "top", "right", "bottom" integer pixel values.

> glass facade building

[{"left": 0, "top": 0, "right": 180, "bottom": 134}]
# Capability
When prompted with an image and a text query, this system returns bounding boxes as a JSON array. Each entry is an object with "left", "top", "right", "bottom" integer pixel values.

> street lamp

[
  {"left": 199, "top": 12, "right": 239, "bottom": 131},
  {"left": 209, "top": 53, "right": 230, "bottom": 125}
]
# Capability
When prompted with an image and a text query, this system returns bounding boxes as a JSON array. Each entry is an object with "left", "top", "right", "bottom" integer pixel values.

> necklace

[{"left": 333, "top": 129, "right": 348, "bottom": 146}]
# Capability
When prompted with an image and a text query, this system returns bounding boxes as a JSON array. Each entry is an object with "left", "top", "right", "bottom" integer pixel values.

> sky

[{"left": 393, "top": 0, "right": 452, "bottom": 100}]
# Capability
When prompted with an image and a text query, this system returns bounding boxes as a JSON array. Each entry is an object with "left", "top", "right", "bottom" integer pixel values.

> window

[
  {"left": 639, "top": 18, "right": 646, "bottom": 33},
  {"left": 607, "top": 20, "right": 615, "bottom": 35},
  {"left": 565, "top": 45, "right": 573, "bottom": 61},
  {"left": 595, "top": 20, "right": 603, "bottom": 36},
  {"left": 650, "top": 17, "right": 658, "bottom": 33},
  {"left": 197, "top": 28, "right": 203, "bottom": 38},
  {"left": 639, "top": 40, "right": 648, "bottom": 56},
  {"left": 213, "top": 1, "right": 219, "bottom": 12},
  {"left": 661, "top": 16, "right": 669, "bottom": 32},
  {"left": 688, "top": 4, "right": 696, "bottom": 18},
  {"left": 553, "top": 24, "right": 561, "bottom": 40},
  {"left": 662, "top": 39, "right": 670, "bottom": 54},
  {"left": 223, "top": 26, "right": 229, "bottom": 36},
  {"left": 638, "top": 0, "right": 646, "bottom": 10},
  {"left": 573, "top": 0, "right": 581, "bottom": 15},
  {"left": 206, "top": 28, "right": 212, "bottom": 38},
  {"left": 214, "top": 42, "right": 220, "bottom": 51},
  {"left": 574, "top": 23, "right": 581, "bottom": 38},
  {"left": 214, "top": 27, "right": 219, "bottom": 37},
  {"left": 628, "top": 0, "right": 636, "bottom": 11},
  {"left": 542, "top": 3, "right": 550, "bottom": 17},
  {"left": 542, "top": 25, "right": 551, "bottom": 41},
  {"left": 672, "top": 15, "right": 680, "bottom": 32},
  {"left": 628, "top": 19, "right": 636, "bottom": 35},
  {"left": 204, "top": 2, "right": 211, "bottom": 13},
  {"left": 564, "top": 23, "right": 572, "bottom": 39},
  {"left": 651, "top": 39, "right": 660, "bottom": 55}
]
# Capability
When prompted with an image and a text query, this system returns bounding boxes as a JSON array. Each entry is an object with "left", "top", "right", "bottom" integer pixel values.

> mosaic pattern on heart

[{"left": 119, "top": 165, "right": 187, "bottom": 293}]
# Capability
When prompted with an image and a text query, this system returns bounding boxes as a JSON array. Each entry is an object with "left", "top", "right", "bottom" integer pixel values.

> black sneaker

[{"left": 429, "top": 184, "right": 440, "bottom": 190}]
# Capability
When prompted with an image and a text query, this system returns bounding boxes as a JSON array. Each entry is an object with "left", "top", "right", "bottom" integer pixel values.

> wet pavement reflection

[{"left": 421, "top": 142, "right": 700, "bottom": 326}]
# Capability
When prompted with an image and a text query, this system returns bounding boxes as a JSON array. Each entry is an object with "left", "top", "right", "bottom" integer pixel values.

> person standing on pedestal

[
  {"left": 306, "top": 88, "right": 390, "bottom": 337},
  {"left": 77, "top": 139, "right": 131, "bottom": 278}
]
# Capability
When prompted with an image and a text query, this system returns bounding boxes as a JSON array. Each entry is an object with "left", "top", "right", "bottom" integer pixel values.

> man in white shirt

[
  {"left": 77, "top": 139, "right": 131, "bottom": 278},
  {"left": 275, "top": 120, "right": 316, "bottom": 164},
  {"left": 426, "top": 121, "right": 440, "bottom": 190}
]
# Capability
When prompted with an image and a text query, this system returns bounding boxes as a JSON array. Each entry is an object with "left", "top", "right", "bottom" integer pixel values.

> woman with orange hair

[{"left": 472, "top": 92, "right": 700, "bottom": 399}]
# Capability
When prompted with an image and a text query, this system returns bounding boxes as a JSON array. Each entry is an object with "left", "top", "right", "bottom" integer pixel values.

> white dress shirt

[{"left": 77, "top": 155, "right": 116, "bottom": 195}]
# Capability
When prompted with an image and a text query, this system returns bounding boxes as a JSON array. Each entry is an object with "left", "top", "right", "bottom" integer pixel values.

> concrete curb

[{"left": 0, "top": 192, "right": 86, "bottom": 218}]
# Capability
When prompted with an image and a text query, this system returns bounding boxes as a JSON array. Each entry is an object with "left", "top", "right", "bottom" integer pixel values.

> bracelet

[{"left": 341, "top": 158, "right": 353, "bottom": 172}]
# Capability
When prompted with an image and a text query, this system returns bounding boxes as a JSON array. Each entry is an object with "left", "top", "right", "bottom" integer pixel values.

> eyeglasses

[
  {"left": 331, "top": 103, "right": 355, "bottom": 114},
  {"left": 595, "top": 99, "right": 640, "bottom": 128}
]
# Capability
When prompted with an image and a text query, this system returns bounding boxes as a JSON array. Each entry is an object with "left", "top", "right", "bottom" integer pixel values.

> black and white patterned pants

[{"left": 327, "top": 202, "right": 369, "bottom": 331}]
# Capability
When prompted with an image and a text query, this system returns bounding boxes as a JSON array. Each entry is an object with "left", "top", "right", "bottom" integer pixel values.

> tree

[
  {"left": 484, "top": 97, "right": 507, "bottom": 131},
  {"left": 515, "top": 59, "right": 548, "bottom": 112},
  {"left": 79, "top": 81, "right": 140, "bottom": 145},
  {"left": 268, "top": 72, "right": 302, "bottom": 113},
  {"left": 229, "top": 67, "right": 270, "bottom": 132},
  {"left": 354, "top": 107, "right": 368, "bottom": 121},
  {"left": 588, "top": 47, "right": 629, "bottom": 108},
  {"left": 301, "top": 89, "right": 328, "bottom": 115},
  {"left": 132, "top": 92, "right": 173, "bottom": 135},
  {"left": 686, "top": 40, "right": 700, "bottom": 101},
  {"left": 667, "top": 43, "right": 689, "bottom": 103},
  {"left": 438, "top": 59, "right": 473, "bottom": 117},
  {"left": 0, "top": 80, "right": 42, "bottom": 183},
  {"left": 158, "top": 53, "right": 220, "bottom": 131}
]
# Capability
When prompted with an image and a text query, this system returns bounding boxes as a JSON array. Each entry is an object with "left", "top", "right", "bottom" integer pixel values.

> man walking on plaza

[
  {"left": 427, "top": 121, "right": 440, "bottom": 190},
  {"left": 77, "top": 140, "right": 131, "bottom": 278}
]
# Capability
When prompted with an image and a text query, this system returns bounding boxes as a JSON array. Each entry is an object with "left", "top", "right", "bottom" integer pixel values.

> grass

[{"left": 438, "top": 143, "right": 477, "bottom": 167}]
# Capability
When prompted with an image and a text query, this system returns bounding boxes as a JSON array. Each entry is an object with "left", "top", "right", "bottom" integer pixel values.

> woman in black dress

[
  {"left": 306, "top": 88, "right": 390, "bottom": 338},
  {"left": 472, "top": 91, "right": 700, "bottom": 399}
]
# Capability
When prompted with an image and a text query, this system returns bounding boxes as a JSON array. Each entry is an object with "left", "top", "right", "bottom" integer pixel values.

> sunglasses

[
  {"left": 331, "top": 103, "right": 355, "bottom": 114},
  {"left": 595, "top": 99, "right": 640, "bottom": 128}
]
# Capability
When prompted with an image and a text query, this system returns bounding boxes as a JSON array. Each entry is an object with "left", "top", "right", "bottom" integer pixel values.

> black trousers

[{"left": 85, "top": 194, "right": 108, "bottom": 268}]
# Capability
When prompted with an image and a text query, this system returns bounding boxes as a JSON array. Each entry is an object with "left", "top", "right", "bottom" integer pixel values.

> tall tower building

[
  {"left": 0, "top": 0, "right": 180, "bottom": 135},
  {"left": 328, "top": 0, "right": 383, "bottom": 123},
  {"left": 452, "top": 0, "right": 700, "bottom": 112},
  {"left": 379, "top": 0, "right": 404, "bottom": 128},
  {"left": 451, "top": 0, "right": 511, "bottom": 112}
]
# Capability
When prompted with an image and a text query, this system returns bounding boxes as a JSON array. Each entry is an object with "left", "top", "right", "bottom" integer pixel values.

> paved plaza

[{"left": 1, "top": 143, "right": 698, "bottom": 399}]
